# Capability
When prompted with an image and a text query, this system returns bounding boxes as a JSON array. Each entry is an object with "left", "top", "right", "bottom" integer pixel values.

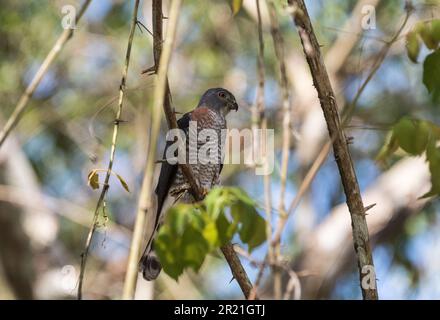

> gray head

[{"left": 197, "top": 88, "right": 239, "bottom": 116}]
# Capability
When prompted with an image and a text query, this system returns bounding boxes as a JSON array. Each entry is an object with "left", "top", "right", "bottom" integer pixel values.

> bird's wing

[{"left": 154, "top": 111, "right": 192, "bottom": 223}]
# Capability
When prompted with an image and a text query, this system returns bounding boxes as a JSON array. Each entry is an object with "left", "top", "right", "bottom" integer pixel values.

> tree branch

[
  {"left": 122, "top": 0, "right": 183, "bottom": 300},
  {"left": 77, "top": 0, "right": 140, "bottom": 300},
  {"left": 266, "top": 0, "right": 292, "bottom": 299},
  {"left": 288, "top": 0, "right": 378, "bottom": 300},
  {"left": 139, "top": 0, "right": 255, "bottom": 300},
  {"left": 0, "top": 0, "right": 93, "bottom": 149}
]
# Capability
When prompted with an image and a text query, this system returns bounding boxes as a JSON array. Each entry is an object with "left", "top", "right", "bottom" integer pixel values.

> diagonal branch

[
  {"left": 271, "top": 4, "right": 412, "bottom": 249},
  {"left": 122, "top": 0, "right": 183, "bottom": 300},
  {"left": 0, "top": 0, "right": 93, "bottom": 149},
  {"left": 77, "top": 0, "right": 140, "bottom": 300},
  {"left": 127, "top": 0, "right": 255, "bottom": 300},
  {"left": 288, "top": 0, "right": 378, "bottom": 300}
]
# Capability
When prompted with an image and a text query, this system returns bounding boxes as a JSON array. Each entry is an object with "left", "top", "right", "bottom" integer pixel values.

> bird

[{"left": 139, "top": 87, "right": 239, "bottom": 281}]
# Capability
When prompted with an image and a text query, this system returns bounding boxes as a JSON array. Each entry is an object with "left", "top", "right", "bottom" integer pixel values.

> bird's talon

[
  {"left": 200, "top": 187, "right": 209, "bottom": 197},
  {"left": 170, "top": 183, "right": 191, "bottom": 197}
]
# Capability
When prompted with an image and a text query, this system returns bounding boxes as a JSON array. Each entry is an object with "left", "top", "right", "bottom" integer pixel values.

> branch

[
  {"left": 0, "top": 0, "right": 93, "bottom": 149},
  {"left": 249, "top": 0, "right": 271, "bottom": 301},
  {"left": 271, "top": 4, "right": 412, "bottom": 248},
  {"left": 288, "top": 0, "right": 378, "bottom": 300},
  {"left": 295, "top": 157, "right": 430, "bottom": 298},
  {"left": 122, "top": 0, "right": 183, "bottom": 300},
  {"left": 77, "top": 0, "right": 140, "bottom": 300},
  {"left": 132, "top": 0, "right": 255, "bottom": 300},
  {"left": 266, "top": 0, "right": 292, "bottom": 300}
]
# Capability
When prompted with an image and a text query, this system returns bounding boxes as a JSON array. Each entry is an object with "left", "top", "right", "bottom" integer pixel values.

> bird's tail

[
  {"left": 139, "top": 244, "right": 162, "bottom": 281},
  {"left": 138, "top": 192, "right": 175, "bottom": 281}
]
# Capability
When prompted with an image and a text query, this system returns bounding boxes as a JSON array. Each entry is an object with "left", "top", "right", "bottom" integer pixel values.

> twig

[
  {"left": 251, "top": 2, "right": 410, "bottom": 299},
  {"left": 266, "top": 0, "right": 291, "bottom": 300},
  {"left": 249, "top": 0, "right": 271, "bottom": 301},
  {"left": 271, "top": 4, "right": 412, "bottom": 247},
  {"left": 0, "top": 0, "right": 93, "bottom": 149},
  {"left": 134, "top": 0, "right": 255, "bottom": 300},
  {"left": 288, "top": 0, "right": 378, "bottom": 300},
  {"left": 77, "top": 0, "right": 140, "bottom": 300},
  {"left": 220, "top": 245, "right": 254, "bottom": 299},
  {"left": 121, "top": 0, "right": 183, "bottom": 300}
]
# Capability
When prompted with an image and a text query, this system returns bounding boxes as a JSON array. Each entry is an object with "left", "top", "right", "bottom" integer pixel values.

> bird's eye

[{"left": 218, "top": 92, "right": 226, "bottom": 98}]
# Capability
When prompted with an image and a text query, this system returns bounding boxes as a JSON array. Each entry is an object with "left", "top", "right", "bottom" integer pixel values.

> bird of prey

[{"left": 139, "top": 88, "right": 239, "bottom": 281}]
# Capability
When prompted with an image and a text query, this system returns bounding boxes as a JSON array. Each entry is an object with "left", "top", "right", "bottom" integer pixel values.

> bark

[
  {"left": 295, "top": 157, "right": 429, "bottom": 298},
  {"left": 288, "top": 0, "right": 378, "bottom": 299}
]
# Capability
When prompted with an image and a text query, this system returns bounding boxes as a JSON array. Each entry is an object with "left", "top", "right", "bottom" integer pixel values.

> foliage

[
  {"left": 154, "top": 187, "right": 266, "bottom": 280},
  {"left": 405, "top": 19, "right": 440, "bottom": 101},
  {"left": 377, "top": 117, "right": 440, "bottom": 198},
  {"left": 87, "top": 169, "right": 130, "bottom": 192}
]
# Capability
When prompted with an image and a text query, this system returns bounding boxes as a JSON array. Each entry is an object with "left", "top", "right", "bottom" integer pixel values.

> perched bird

[{"left": 139, "top": 87, "right": 239, "bottom": 281}]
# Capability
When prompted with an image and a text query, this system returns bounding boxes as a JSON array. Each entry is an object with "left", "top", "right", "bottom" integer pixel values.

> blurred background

[{"left": 0, "top": 0, "right": 439, "bottom": 299}]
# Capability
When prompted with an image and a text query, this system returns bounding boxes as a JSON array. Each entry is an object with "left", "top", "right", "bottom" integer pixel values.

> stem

[
  {"left": 288, "top": 0, "right": 378, "bottom": 300},
  {"left": 77, "top": 0, "right": 140, "bottom": 299},
  {"left": 122, "top": 0, "right": 183, "bottom": 299},
  {"left": 266, "top": 0, "right": 291, "bottom": 300},
  {"left": 0, "top": 0, "right": 93, "bottom": 149}
]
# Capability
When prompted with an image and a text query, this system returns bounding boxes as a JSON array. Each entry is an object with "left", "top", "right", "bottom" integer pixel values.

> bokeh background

[{"left": 0, "top": 0, "right": 439, "bottom": 299}]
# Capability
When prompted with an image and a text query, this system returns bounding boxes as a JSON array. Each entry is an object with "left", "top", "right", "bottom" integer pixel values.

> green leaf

[
  {"left": 423, "top": 49, "right": 440, "bottom": 101},
  {"left": 431, "top": 20, "right": 440, "bottom": 43},
  {"left": 201, "top": 215, "right": 219, "bottom": 248},
  {"left": 155, "top": 187, "right": 266, "bottom": 280},
  {"left": 376, "top": 131, "right": 399, "bottom": 163},
  {"left": 181, "top": 225, "right": 210, "bottom": 272},
  {"left": 406, "top": 31, "right": 421, "bottom": 63},
  {"left": 231, "top": 202, "right": 266, "bottom": 252},
  {"left": 204, "top": 187, "right": 229, "bottom": 219},
  {"left": 155, "top": 226, "right": 184, "bottom": 280},
  {"left": 422, "top": 142, "right": 440, "bottom": 198},
  {"left": 116, "top": 173, "right": 130, "bottom": 192},
  {"left": 393, "top": 118, "right": 431, "bottom": 155},
  {"left": 232, "top": 0, "right": 243, "bottom": 15},
  {"left": 216, "top": 212, "right": 237, "bottom": 245},
  {"left": 418, "top": 22, "right": 439, "bottom": 50}
]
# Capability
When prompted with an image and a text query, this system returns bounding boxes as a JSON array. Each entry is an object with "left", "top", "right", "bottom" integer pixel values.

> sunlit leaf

[
  {"left": 417, "top": 22, "right": 438, "bottom": 50},
  {"left": 87, "top": 170, "right": 100, "bottom": 190},
  {"left": 406, "top": 31, "right": 421, "bottom": 63},
  {"left": 376, "top": 131, "right": 399, "bottom": 163},
  {"left": 432, "top": 20, "right": 440, "bottom": 43},
  {"left": 231, "top": 202, "right": 266, "bottom": 252},
  {"left": 393, "top": 118, "right": 430, "bottom": 155},
  {"left": 155, "top": 187, "right": 265, "bottom": 279},
  {"left": 232, "top": 0, "right": 243, "bottom": 15},
  {"left": 116, "top": 173, "right": 130, "bottom": 192}
]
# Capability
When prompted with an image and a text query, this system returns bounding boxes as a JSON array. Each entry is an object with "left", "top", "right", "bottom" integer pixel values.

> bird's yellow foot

[
  {"left": 200, "top": 187, "right": 209, "bottom": 198},
  {"left": 170, "top": 183, "right": 191, "bottom": 197}
]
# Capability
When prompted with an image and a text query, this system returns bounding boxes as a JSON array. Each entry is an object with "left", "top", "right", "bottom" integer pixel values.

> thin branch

[
  {"left": 249, "top": 0, "right": 271, "bottom": 301},
  {"left": 250, "top": 2, "right": 410, "bottom": 300},
  {"left": 0, "top": 0, "right": 93, "bottom": 149},
  {"left": 288, "top": 0, "right": 378, "bottom": 300},
  {"left": 266, "top": 0, "right": 291, "bottom": 300},
  {"left": 131, "top": 0, "right": 255, "bottom": 300},
  {"left": 271, "top": 3, "right": 413, "bottom": 247},
  {"left": 122, "top": 0, "right": 183, "bottom": 300},
  {"left": 220, "top": 245, "right": 254, "bottom": 299},
  {"left": 77, "top": 0, "right": 140, "bottom": 300}
]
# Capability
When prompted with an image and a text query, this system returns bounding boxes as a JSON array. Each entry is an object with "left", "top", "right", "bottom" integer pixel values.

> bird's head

[{"left": 197, "top": 88, "right": 239, "bottom": 117}]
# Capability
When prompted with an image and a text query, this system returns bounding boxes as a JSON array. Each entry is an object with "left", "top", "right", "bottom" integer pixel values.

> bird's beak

[{"left": 230, "top": 101, "right": 239, "bottom": 112}]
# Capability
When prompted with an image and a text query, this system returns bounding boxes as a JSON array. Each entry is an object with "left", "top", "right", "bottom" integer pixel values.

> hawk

[{"left": 139, "top": 88, "right": 239, "bottom": 281}]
